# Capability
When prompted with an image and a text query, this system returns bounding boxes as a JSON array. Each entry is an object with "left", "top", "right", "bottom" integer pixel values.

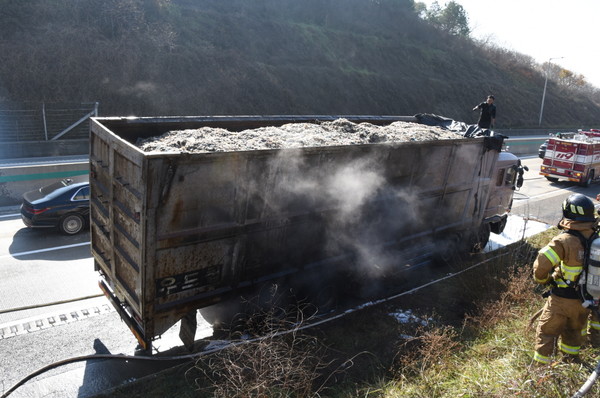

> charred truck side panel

[{"left": 90, "top": 116, "right": 517, "bottom": 349}]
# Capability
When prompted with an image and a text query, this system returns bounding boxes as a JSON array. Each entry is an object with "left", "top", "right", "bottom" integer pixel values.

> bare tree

[{"left": 558, "top": 69, "right": 586, "bottom": 89}]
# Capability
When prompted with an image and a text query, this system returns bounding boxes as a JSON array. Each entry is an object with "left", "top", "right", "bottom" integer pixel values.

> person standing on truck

[
  {"left": 532, "top": 194, "right": 596, "bottom": 365},
  {"left": 472, "top": 95, "right": 496, "bottom": 129}
]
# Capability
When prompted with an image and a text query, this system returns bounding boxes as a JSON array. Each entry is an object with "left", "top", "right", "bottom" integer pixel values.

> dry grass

[
  {"left": 376, "top": 228, "right": 600, "bottom": 398},
  {"left": 192, "top": 303, "right": 331, "bottom": 398}
]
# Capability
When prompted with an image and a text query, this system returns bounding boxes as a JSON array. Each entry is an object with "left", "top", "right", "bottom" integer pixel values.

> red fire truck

[{"left": 540, "top": 130, "right": 600, "bottom": 187}]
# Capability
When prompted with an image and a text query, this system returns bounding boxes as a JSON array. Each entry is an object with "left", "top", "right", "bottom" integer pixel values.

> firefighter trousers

[
  {"left": 534, "top": 294, "right": 590, "bottom": 364},
  {"left": 587, "top": 309, "right": 600, "bottom": 346}
]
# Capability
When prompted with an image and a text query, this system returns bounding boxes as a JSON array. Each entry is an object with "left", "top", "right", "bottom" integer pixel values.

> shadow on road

[
  {"left": 8, "top": 227, "right": 91, "bottom": 261},
  {"left": 78, "top": 339, "right": 111, "bottom": 398},
  {"left": 76, "top": 338, "right": 192, "bottom": 398}
]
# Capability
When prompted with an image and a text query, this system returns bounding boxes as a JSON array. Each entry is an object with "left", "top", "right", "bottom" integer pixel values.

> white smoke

[
  {"left": 117, "top": 81, "right": 159, "bottom": 98},
  {"left": 323, "top": 160, "right": 385, "bottom": 219},
  {"left": 259, "top": 148, "right": 424, "bottom": 278}
]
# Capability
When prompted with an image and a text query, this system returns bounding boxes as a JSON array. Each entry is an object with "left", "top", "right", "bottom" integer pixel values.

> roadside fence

[{"left": 0, "top": 102, "right": 99, "bottom": 142}]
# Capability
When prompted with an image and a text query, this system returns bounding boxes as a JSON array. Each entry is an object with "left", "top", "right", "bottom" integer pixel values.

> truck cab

[{"left": 484, "top": 151, "right": 523, "bottom": 235}]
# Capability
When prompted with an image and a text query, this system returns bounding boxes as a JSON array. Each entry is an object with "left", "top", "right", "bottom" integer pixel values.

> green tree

[
  {"left": 414, "top": 1, "right": 428, "bottom": 17},
  {"left": 420, "top": 1, "right": 470, "bottom": 37}
]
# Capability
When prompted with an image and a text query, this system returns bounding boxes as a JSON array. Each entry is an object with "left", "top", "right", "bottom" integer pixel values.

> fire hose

[{"left": 571, "top": 359, "right": 600, "bottom": 398}]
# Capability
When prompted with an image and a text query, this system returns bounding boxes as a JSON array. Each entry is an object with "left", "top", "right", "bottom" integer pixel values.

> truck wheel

[
  {"left": 545, "top": 176, "right": 559, "bottom": 182},
  {"left": 59, "top": 213, "right": 85, "bottom": 235},
  {"left": 490, "top": 216, "right": 508, "bottom": 235},
  {"left": 469, "top": 223, "right": 491, "bottom": 253},
  {"left": 431, "top": 233, "right": 464, "bottom": 266},
  {"left": 580, "top": 170, "right": 594, "bottom": 187}
]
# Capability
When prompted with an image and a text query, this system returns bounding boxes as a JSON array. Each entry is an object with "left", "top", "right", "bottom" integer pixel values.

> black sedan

[{"left": 20, "top": 178, "right": 90, "bottom": 235}]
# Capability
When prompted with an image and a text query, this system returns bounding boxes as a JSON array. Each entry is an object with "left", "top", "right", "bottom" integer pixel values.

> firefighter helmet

[{"left": 562, "top": 194, "right": 595, "bottom": 221}]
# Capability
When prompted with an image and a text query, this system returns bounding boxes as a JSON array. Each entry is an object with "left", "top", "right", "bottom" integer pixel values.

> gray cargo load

[{"left": 89, "top": 115, "right": 516, "bottom": 349}]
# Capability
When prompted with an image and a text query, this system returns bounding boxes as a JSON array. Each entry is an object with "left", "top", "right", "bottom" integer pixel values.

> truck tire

[
  {"left": 580, "top": 170, "right": 594, "bottom": 187},
  {"left": 545, "top": 176, "right": 559, "bottom": 182},
  {"left": 432, "top": 233, "right": 462, "bottom": 266},
  {"left": 59, "top": 213, "right": 85, "bottom": 235},
  {"left": 490, "top": 216, "right": 508, "bottom": 235},
  {"left": 469, "top": 223, "right": 491, "bottom": 253}
]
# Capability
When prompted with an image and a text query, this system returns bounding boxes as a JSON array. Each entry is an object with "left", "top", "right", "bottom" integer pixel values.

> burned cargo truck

[{"left": 89, "top": 115, "right": 522, "bottom": 349}]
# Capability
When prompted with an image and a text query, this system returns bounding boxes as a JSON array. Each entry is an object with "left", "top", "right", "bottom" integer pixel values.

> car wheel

[{"left": 59, "top": 213, "right": 85, "bottom": 235}]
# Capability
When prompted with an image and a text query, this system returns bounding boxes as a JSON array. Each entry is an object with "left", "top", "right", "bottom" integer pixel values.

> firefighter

[
  {"left": 532, "top": 194, "right": 597, "bottom": 365},
  {"left": 590, "top": 193, "right": 600, "bottom": 346}
]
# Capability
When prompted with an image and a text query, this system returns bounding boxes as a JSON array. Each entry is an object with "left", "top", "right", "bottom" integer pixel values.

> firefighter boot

[{"left": 588, "top": 318, "right": 600, "bottom": 348}]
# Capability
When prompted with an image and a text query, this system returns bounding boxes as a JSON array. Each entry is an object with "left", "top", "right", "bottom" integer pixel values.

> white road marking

[
  {"left": 1, "top": 242, "right": 90, "bottom": 259},
  {"left": 0, "top": 212, "right": 20, "bottom": 219},
  {"left": 513, "top": 187, "right": 579, "bottom": 202}
]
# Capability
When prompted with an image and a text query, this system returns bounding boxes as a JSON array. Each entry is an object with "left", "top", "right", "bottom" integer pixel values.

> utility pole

[{"left": 539, "top": 56, "right": 564, "bottom": 126}]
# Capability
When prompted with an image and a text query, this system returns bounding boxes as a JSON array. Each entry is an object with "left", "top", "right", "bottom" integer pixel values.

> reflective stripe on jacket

[{"left": 533, "top": 220, "right": 596, "bottom": 290}]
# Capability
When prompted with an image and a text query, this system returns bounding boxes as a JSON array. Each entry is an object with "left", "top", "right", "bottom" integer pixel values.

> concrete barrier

[
  {"left": 503, "top": 135, "right": 547, "bottom": 157},
  {"left": 0, "top": 139, "right": 88, "bottom": 159},
  {"left": 0, "top": 161, "right": 88, "bottom": 206}
]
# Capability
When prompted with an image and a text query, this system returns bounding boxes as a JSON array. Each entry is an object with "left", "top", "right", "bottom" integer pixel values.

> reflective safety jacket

[{"left": 533, "top": 219, "right": 596, "bottom": 299}]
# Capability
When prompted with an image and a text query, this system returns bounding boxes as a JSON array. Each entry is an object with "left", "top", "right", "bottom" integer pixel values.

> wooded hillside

[{"left": 1, "top": 0, "right": 599, "bottom": 128}]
